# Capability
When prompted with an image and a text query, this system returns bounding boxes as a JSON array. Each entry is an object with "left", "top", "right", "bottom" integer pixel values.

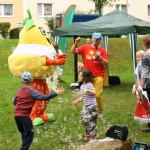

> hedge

[{"left": 0, "top": 22, "right": 10, "bottom": 38}]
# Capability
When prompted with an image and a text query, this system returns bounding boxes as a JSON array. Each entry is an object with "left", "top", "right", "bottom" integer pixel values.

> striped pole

[{"left": 102, "top": 35, "right": 109, "bottom": 86}]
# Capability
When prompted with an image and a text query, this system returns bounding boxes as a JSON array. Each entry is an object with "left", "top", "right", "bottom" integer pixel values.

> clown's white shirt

[{"left": 12, "top": 44, "right": 56, "bottom": 59}]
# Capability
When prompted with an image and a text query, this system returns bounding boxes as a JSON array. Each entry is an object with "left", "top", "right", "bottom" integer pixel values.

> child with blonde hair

[
  {"left": 132, "top": 50, "right": 145, "bottom": 94},
  {"left": 46, "top": 42, "right": 66, "bottom": 91},
  {"left": 132, "top": 50, "right": 149, "bottom": 123}
]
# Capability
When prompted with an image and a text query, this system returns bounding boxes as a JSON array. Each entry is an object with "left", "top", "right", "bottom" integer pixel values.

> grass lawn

[{"left": 0, "top": 37, "right": 149, "bottom": 150}]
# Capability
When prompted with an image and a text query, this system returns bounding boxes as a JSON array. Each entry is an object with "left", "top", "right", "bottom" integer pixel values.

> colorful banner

[
  {"left": 55, "top": 5, "right": 76, "bottom": 75},
  {"left": 58, "top": 4, "right": 76, "bottom": 53}
]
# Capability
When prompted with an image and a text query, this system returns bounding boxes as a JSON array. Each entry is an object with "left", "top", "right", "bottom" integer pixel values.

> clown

[{"left": 8, "top": 10, "right": 66, "bottom": 126}]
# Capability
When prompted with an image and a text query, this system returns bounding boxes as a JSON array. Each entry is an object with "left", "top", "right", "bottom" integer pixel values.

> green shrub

[
  {"left": 45, "top": 17, "right": 54, "bottom": 31},
  {"left": 0, "top": 22, "right": 10, "bottom": 38},
  {"left": 45, "top": 17, "right": 54, "bottom": 37},
  {"left": 10, "top": 27, "right": 23, "bottom": 39},
  {"left": 109, "top": 35, "right": 121, "bottom": 38}
]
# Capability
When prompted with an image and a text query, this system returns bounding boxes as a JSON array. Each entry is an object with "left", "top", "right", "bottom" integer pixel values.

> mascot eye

[{"left": 40, "top": 28, "right": 46, "bottom": 35}]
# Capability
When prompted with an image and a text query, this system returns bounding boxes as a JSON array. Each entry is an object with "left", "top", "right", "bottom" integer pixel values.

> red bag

[
  {"left": 140, "top": 99, "right": 150, "bottom": 110},
  {"left": 134, "top": 99, "right": 150, "bottom": 123}
]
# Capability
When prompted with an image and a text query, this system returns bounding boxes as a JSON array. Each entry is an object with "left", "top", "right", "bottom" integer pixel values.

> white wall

[
  {"left": 103, "top": 0, "right": 150, "bottom": 22},
  {"left": 24, "top": 0, "right": 95, "bottom": 32}
]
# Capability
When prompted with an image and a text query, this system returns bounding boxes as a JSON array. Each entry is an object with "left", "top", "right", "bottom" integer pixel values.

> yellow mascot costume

[{"left": 8, "top": 9, "right": 66, "bottom": 126}]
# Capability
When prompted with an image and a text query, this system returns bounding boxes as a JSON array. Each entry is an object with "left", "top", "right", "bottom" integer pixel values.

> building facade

[
  {"left": 0, "top": 0, "right": 95, "bottom": 32},
  {"left": 103, "top": 0, "right": 150, "bottom": 22},
  {"left": 1, "top": 0, "right": 150, "bottom": 34},
  {"left": 0, "top": 0, "right": 23, "bottom": 30}
]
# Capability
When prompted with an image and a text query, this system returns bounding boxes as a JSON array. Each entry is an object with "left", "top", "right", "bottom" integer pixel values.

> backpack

[
  {"left": 106, "top": 125, "right": 128, "bottom": 141},
  {"left": 109, "top": 75, "right": 121, "bottom": 85}
]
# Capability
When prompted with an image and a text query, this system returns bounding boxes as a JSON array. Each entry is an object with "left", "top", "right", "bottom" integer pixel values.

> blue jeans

[{"left": 15, "top": 116, "right": 34, "bottom": 150}]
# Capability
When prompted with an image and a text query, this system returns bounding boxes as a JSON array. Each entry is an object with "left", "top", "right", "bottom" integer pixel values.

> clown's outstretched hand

[
  {"left": 56, "top": 54, "right": 67, "bottom": 59},
  {"left": 46, "top": 57, "right": 66, "bottom": 66}
]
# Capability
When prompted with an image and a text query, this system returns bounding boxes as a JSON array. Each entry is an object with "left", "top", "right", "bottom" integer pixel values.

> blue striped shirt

[{"left": 80, "top": 82, "right": 97, "bottom": 106}]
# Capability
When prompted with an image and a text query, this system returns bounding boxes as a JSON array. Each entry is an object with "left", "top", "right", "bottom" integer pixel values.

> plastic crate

[{"left": 133, "top": 142, "right": 150, "bottom": 150}]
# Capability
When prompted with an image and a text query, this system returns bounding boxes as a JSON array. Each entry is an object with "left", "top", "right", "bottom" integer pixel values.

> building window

[
  {"left": 148, "top": 5, "right": 150, "bottom": 16},
  {"left": 116, "top": 4, "right": 127, "bottom": 13},
  {"left": 0, "top": 4, "right": 13, "bottom": 17},
  {"left": 37, "top": 3, "right": 52, "bottom": 17}
]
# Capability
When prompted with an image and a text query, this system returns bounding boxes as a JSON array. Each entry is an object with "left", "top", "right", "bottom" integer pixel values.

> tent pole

[
  {"left": 129, "top": 33, "right": 137, "bottom": 75},
  {"left": 102, "top": 36, "right": 109, "bottom": 86},
  {"left": 74, "top": 36, "right": 78, "bottom": 83},
  {"left": 133, "top": 32, "right": 138, "bottom": 72}
]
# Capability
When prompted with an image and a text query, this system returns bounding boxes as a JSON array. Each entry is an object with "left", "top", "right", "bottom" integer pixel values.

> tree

[
  {"left": 45, "top": 17, "right": 54, "bottom": 31},
  {"left": 89, "top": 0, "right": 118, "bottom": 16},
  {"left": 45, "top": 17, "right": 54, "bottom": 37}
]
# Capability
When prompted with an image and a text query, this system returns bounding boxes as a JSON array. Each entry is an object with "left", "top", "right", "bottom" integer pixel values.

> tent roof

[{"left": 54, "top": 10, "right": 150, "bottom": 37}]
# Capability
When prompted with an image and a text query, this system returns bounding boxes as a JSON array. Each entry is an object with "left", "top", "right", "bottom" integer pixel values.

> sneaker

[
  {"left": 141, "top": 127, "right": 150, "bottom": 132},
  {"left": 98, "top": 113, "right": 104, "bottom": 119},
  {"left": 90, "top": 135, "right": 97, "bottom": 140},
  {"left": 83, "top": 134, "right": 90, "bottom": 140}
]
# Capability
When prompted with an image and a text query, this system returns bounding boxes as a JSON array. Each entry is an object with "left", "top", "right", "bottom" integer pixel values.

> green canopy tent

[{"left": 54, "top": 10, "right": 150, "bottom": 82}]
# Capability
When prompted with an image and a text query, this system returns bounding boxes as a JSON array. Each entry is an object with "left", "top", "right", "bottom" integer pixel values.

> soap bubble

[{"left": 11, "top": 47, "right": 16, "bottom": 52}]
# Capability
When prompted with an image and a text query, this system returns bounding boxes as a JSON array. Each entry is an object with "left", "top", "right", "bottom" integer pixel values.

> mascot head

[{"left": 8, "top": 9, "right": 56, "bottom": 79}]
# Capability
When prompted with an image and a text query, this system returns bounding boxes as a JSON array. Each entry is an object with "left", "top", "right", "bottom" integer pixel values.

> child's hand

[
  {"left": 84, "top": 89, "right": 88, "bottom": 94},
  {"left": 132, "top": 90, "right": 136, "bottom": 95},
  {"left": 56, "top": 87, "right": 64, "bottom": 95},
  {"left": 132, "top": 85, "right": 136, "bottom": 95},
  {"left": 137, "top": 86, "right": 142, "bottom": 98},
  {"left": 136, "top": 94, "right": 140, "bottom": 99}
]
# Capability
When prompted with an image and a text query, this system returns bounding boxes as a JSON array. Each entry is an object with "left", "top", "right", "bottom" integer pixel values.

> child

[
  {"left": 52, "top": 42, "right": 65, "bottom": 79},
  {"left": 14, "top": 71, "right": 64, "bottom": 150},
  {"left": 47, "top": 42, "right": 65, "bottom": 91},
  {"left": 132, "top": 50, "right": 149, "bottom": 123},
  {"left": 72, "top": 69, "right": 98, "bottom": 140}
]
